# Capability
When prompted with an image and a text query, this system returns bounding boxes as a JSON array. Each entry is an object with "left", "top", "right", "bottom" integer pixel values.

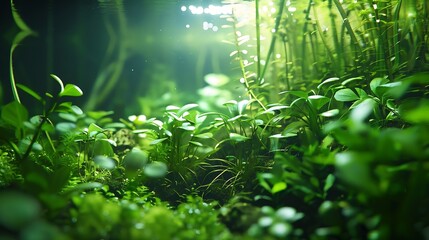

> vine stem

[{"left": 230, "top": 12, "right": 267, "bottom": 111}]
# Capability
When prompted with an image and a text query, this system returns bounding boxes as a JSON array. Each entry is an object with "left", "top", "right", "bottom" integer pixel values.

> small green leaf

[
  {"left": 271, "top": 182, "right": 287, "bottom": 194},
  {"left": 86, "top": 111, "right": 114, "bottom": 120},
  {"left": 320, "top": 109, "right": 339, "bottom": 117},
  {"left": 276, "top": 207, "right": 299, "bottom": 221},
  {"left": 237, "top": 100, "right": 249, "bottom": 115},
  {"left": 323, "top": 174, "right": 335, "bottom": 192},
  {"left": 334, "top": 89, "right": 359, "bottom": 102},
  {"left": 317, "top": 77, "right": 340, "bottom": 89},
  {"left": 150, "top": 138, "right": 168, "bottom": 145},
  {"left": 123, "top": 149, "right": 148, "bottom": 172},
  {"left": 280, "top": 90, "right": 308, "bottom": 98},
  {"left": 308, "top": 95, "right": 330, "bottom": 110},
  {"left": 1, "top": 101, "right": 28, "bottom": 128},
  {"left": 193, "top": 132, "right": 213, "bottom": 139},
  {"left": 189, "top": 141, "right": 203, "bottom": 147},
  {"left": 370, "top": 78, "right": 389, "bottom": 96},
  {"left": 177, "top": 103, "right": 199, "bottom": 117},
  {"left": 16, "top": 84, "right": 42, "bottom": 102},
  {"left": 50, "top": 74, "right": 64, "bottom": 94},
  {"left": 56, "top": 122, "right": 76, "bottom": 133},
  {"left": 94, "top": 156, "right": 116, "bottom": 170},
  {"left": 229, "top": 133, "right": 250, "bottom": 142},
  {"left": 88, "top": 123, "right": 104, "bottom": 134},
  {"left": 59, "top": 84, "right": 83, "bottom": 97},
  {"left": 350, "top": 98, "right": 376, "bottom": 123},
  {"left": 144, "top": 161, "right": 168, "bottom": 178},
  {"left": 65, "top": 182, "right": 103, "bottom": 194},
  {"left": 341, "top": 77, "right": 363, "bottom": 86},
  {"left": 71, "top": 105, "right": 83, "bottom": 115},
  {"left": 269, "top": 222, "right": 292, "bottom": 238}
]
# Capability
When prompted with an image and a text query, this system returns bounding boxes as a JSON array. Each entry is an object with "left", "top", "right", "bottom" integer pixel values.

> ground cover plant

[{"left": 1, "top": 0, "right": 429, "bottom": 239}]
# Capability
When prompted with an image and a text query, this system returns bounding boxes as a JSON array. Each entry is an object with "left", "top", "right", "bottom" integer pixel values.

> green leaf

[
  {"left": 269, "top": 222, "right": 292, "bottom": 238},
  {"left": 58, "top": 113, "right": 77, "bottom": 122},
  {"left": 341, "top": 77, "right": 363, "bottom": 86},
  {"left": 350, "top": 98, "right": 376, "bottom": 123},
  {"left": 50, "top": 74, "right": 64, "bottom": 94},
  {"left": 11, "top": 0, "right": 34, "bottom": 32},
  {"left": 276, "top": 207, "right": 301, "bottom": 221},
  {"left": 88, "top": 123, "right": 104, "bottom": 135},
  {"left": 71, "top": 105, "right": 83, "bottom": 115},
  {"left": 65, "top": 182, "right": 103, "bottom": 194},
  {"left": 1, "top": 101, "right": 28, "bottom": 128},
  {"left": 93, "top": 140, "right": 114, "bottom": 157},
  {"left": 323, "top": 174, "right": 335, "bottom": 192},
  {"left": 59, "top": 84, "right": 83, "bottom": 97},
  {"left": 94, "top": 156, "right": 116, "bottom": 170},
  {"left": 308, "top": 95, "right": 330, "bottom": 110},
  {"left": 229, "top": 133, "right": 250, "bottom": 142},
  {"left": 335, "top": 151, "right": 378, "bottom": 195},
  {"left": 16, "top": 84, "right": 42, "bottom": 102},
  {"left": 334, "top": 89, "right": 359, "bottom": 102},
  {"left": 280, "top": 90, "right": 308, "bottom": 98},
  {"left": 271, "top": 182, "right": 287, "bottom": 194},
  {"left": 177, "top": 103, "right": 199, "bottom": 117},
  {"left": 402, "top": 100, "right": 429, "bottom": 124},
  {"left": 150, "top": 138, "right": 168, "bottom": 145},
  {"left": 317, "top": 77, "right": 340, "bottom": 89},
  {"left": 370, "top": 77, "right": 389, "bottom": 96},
  {"left": 87, "top": 110, "right": 114, "bottom": 120},
  {"left": 261, "top": 105, "right": 289, "bottom": 115},
  {"left": 123, "top": 149, "right": 148, "bottom": 172},
  {"left": 320, "top": 109, "right": 339, "bottom": 117},
  {"left": 55, "top": 122, "right": 76, "bottom": 133},
  {"left": 144, "top": 161, "right": 168, "bottom": 178},
  {"left": 378, "top": 82, "right": 410, "bottom": 99},
  {"left": 193, "top": 132, "right": 213, "bottom": 139},
  {"left": 237, "top": 100, "right": 249, "bottom": 115},
  {"left": 189, "top": 141, "right": 203, "bottom": 147}
]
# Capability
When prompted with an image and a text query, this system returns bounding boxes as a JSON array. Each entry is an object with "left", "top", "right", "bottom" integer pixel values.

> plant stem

[
  {"left": 230, "top": 13, "right": 267, "bottom": 111},
  {"left": 332, "top": 0, "right": 363, "bottom": 58},
  {"left": 259, "top": 0, "right": 286, "bottom": 84},
  {"left": 255, "top": 0, "right": 261, "bottom": 79}
]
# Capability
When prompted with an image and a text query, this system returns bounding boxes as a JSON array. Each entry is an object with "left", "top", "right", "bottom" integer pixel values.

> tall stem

[
  {"left": 259, "top": 0, "right": 286, "bottom": 84},
  {"left": 255, "top": 0, "right": 261, "bottom": 79}
]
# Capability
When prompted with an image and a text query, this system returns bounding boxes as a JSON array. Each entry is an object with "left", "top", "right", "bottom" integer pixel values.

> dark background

[{"left": 1, "top": 0, "right": 235, "bottom": 115}]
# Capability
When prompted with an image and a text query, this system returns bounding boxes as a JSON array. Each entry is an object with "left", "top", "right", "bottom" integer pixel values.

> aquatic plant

[{"left": 1, "top": 0, "right": 429, "bottom": 239}]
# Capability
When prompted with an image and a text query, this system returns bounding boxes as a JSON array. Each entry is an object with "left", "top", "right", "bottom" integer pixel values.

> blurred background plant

[{"left": 1, "top": 0, "right": 429, "bottom": 239}]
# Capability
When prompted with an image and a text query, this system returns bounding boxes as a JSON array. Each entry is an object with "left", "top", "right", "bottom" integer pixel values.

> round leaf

[
  {"left": 94, "top": 156, "right": 116, "bottom": 170},
  {"left": 123, "top": 149, "right": 148, "bottom": 172},
  {"left": 144, "top": 161, "right": 168, "bottom": 178},
  {"left": 1, "top": 101, "right": 28, "bottom": 128},
  {"left": 59, "top": 84, "right": 83, "bottom": 97},
  {"left": 334, "top": 89, "right": 359, "bottom": 102}
]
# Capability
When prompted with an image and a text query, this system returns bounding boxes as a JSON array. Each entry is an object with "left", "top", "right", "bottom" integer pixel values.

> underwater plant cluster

[{"left": 1, "top": 0, "right": 429, "bottom": 239}]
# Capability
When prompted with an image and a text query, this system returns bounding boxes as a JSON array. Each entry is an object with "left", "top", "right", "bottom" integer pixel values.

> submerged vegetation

[{"left": 1, "top": 0, "right": 429, "bottom": 239}]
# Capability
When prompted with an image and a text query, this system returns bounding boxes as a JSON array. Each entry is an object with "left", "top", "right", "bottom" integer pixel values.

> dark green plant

[{"left": 146, "top": 103, "right": 221, "bottom": 200}]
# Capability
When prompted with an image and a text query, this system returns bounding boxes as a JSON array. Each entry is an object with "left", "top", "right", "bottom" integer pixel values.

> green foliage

[
  {"left": 247, "top": 206, "right": 304, "bottom": 239},
  {"left": 2, "top": 0, "right": 429, "bottom": 239}
]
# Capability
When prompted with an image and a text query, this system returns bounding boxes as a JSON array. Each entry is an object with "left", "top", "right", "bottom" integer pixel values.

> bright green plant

[{"left": 201, "top": 100, "right": 273, "bottom": 201}]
